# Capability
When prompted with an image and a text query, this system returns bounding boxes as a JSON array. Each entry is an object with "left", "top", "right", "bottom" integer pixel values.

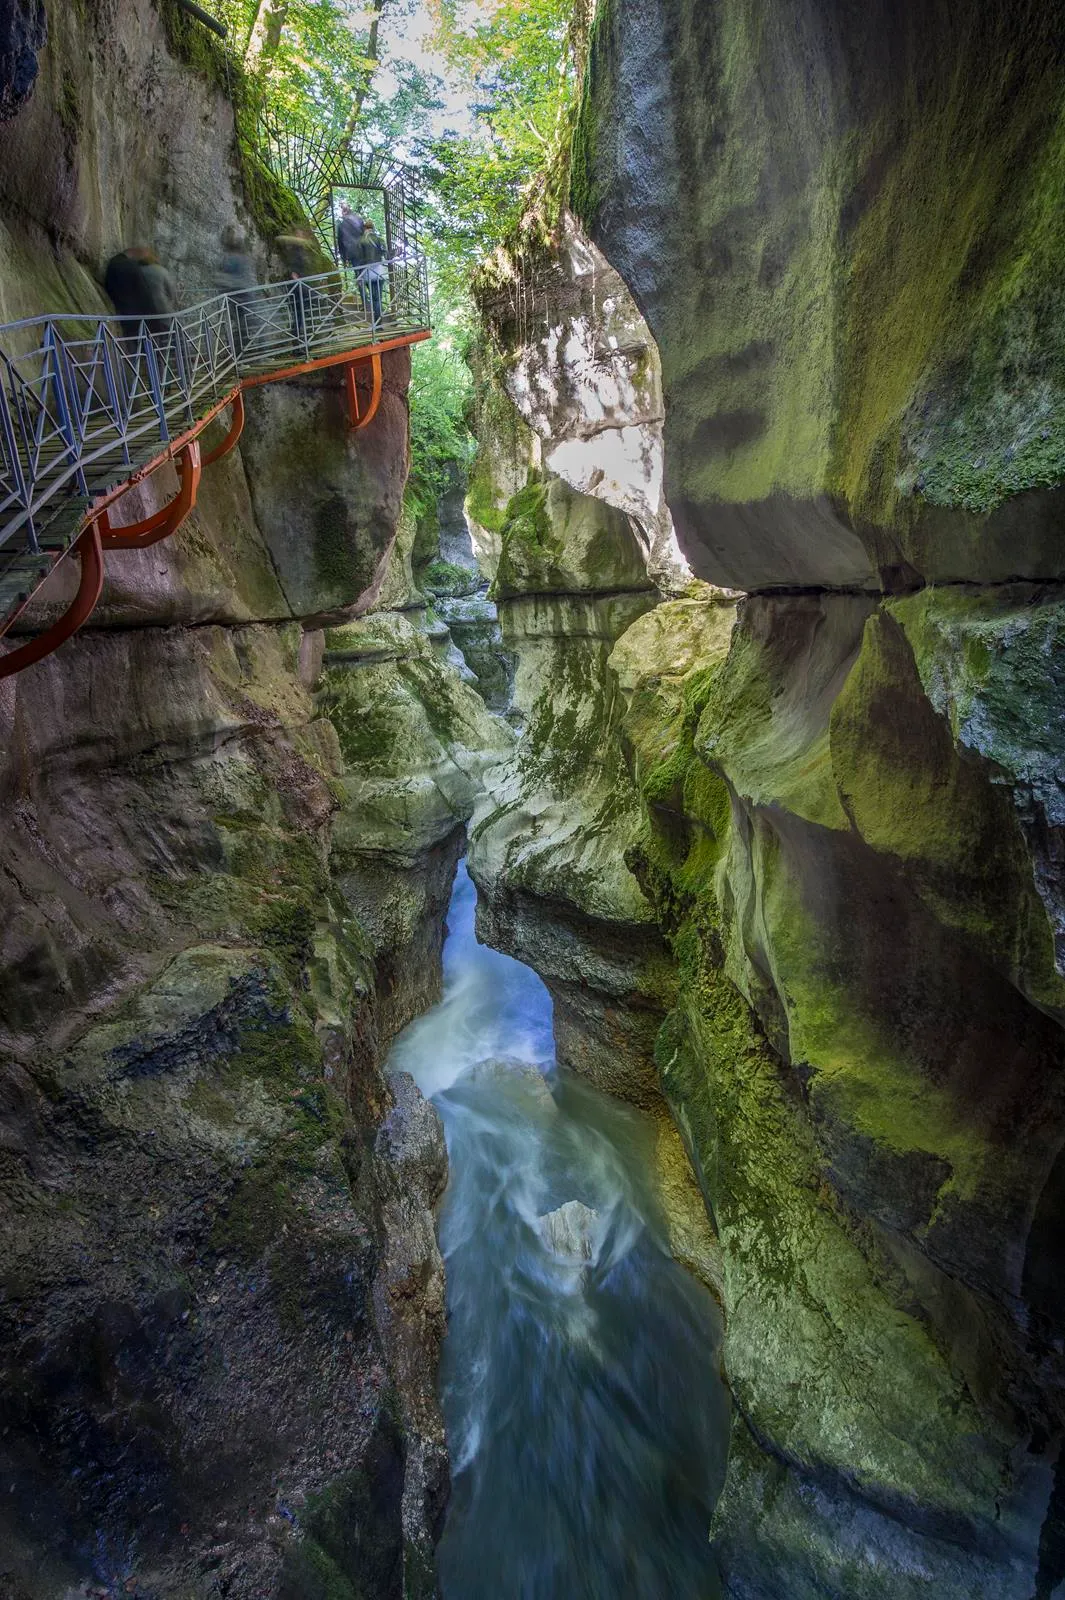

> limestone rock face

[
  {"left": 464, "top": 3, "right": 1065, "bottom": 1590},
  {"left": 469, "top": 475, "right": 669, "bottom": 1106},
  {"left": 0, "top": 620, "right": 452, "bottom": 1598},
  {"left": 0, "top": 3, "right": 487, "bottom": 1594},
  {"left": 575, "top": 0, "right": 1065, "bottom": 591},
  {"left": 320, "top": 608, "right": 514, "bottom": 1043},
  {"left": 612, "top": 590, "right": 1065, "bottom": 1599},
  {"left": 477, "top": 214, "right": 690, "bottom": 592},
  {"left": 0, "top": 0, "right": 45, "bottom": 122}
]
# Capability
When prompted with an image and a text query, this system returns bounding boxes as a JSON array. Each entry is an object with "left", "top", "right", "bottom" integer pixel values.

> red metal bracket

[
  {"left": 0, "top": 519, "right": 104, "bottom": 680},
  {"left": 99, "top": 441, "right": 202, "bottom": 550},
  {"left": 0, "top": 329, "right": 430, "bottom": 680},
  {"left": 345, "top": 352, "right": 383, "bottom": 431},
  {"left": 202, "top": 391, "right": 246, "bottom": 466}
]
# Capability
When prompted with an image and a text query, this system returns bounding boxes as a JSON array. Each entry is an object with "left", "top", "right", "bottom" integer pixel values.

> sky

[{"left": 376, "top": 0, "right": 480, "bottom": 141}]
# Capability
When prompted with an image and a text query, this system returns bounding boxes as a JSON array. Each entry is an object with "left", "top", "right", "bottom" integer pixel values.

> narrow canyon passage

[{"left": 388, "top": 862, "right": 730, "bottom": 1598}]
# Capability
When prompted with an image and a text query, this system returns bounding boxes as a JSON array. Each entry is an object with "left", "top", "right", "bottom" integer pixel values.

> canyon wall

[
  {"left": 469, "top": 0, "right": 1065, "bottom": 1592},
  {"left": 0, "top": 4, "right": 509, "bottom": 1594}
]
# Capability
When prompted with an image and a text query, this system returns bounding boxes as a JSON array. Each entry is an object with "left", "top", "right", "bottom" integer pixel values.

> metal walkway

[{"left": 0, "top": 260, "right": 430, "bottom": 677}]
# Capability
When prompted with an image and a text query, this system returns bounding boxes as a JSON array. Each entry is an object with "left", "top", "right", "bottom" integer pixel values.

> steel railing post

[
  {"left": 99, "top": 329, "right": 131, "bottom": 467},
  {"left": 222, "top": 295, "right": 239, "bottom": 383},
  {"left": 0, "top": 364, "right": 30, "bottom": 553},
  {"left": 141, "top": 325, "right": 171, "bottom": 444},
  {"left": 44, "top": 323, "right": 85, "bottom": 503},
  {"left": 171, "top": 317, "right": 194, "bottom": 425}
]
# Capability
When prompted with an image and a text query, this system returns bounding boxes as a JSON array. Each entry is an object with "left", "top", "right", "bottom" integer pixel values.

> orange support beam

[
  {"left": 99, "top": 442, "right": 202, "bottom": 550},
  {"left": 0, "top": 520, "right": 105, "bottom": 680},
  {"left": 0, "top": 328, "right": 430, "bottom": 680},
  {"left": 345, "top": 352, "right": 383, "bottom": 431},
  {"left": 202, "top": 391, "right": 246, "bottom": 466}
]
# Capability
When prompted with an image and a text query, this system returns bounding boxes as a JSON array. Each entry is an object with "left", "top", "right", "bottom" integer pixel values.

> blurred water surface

[{"left": 388, "top": 861, "right": 729, "bottom": 1599}]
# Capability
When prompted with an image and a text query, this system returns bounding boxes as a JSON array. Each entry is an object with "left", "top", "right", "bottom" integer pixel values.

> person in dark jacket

[
  {"left": 104, "top": 246, "right": 176, "bottom": 338},
  {"left": 215, "top": 224, "right": 255, "bottom": 294},
  {"left": 140, "top": 254, "right": 178, "bottom": 316},
  {"left": 351, "top": 220, "right": 387, "bottom": 325},
  {"left": 336, "top": 203, "right": 365, "bottom": 269}
]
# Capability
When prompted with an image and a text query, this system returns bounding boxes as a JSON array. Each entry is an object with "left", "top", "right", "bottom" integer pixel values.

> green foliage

[
  {"left": 167, "top": 0, "right": 590, "bottom": 514},
  {"left": 408, "top": 335, "right": 476, "bottom": 518},
  {"left": 419, "top": 0, "right": 593, "bottom": 309}
]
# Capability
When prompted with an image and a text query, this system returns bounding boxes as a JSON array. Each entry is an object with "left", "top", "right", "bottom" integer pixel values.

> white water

[{"left": 387, "top": 862, "right": 729, "bottom": 1598}]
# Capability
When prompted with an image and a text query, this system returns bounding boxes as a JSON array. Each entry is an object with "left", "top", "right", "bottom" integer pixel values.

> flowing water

[{"left": 387, "top": 861, "right": 729, "bottom": 1599}]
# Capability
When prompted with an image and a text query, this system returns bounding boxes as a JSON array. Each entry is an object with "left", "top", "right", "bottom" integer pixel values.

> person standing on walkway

[
  {"left": 336, "top": 203, "right": 365, "bottom": 270},
  {"left": 139, "top": 250, "right": 178, "bottom": 319},
  {"left": 214, "top": 224, "right": 256, "bottom": 356},
  {"left": 276, "top": 227, "right": 317, "bottom": 349},
  {"left": 352, "top": 220, "right": 387, "bottom": 327},
  {"left": 104, "top": 246, "right": 176, "bottom": 338}
]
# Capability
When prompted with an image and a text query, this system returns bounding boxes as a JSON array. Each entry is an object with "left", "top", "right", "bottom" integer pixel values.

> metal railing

[{"left": 0, "top": 255, "right": 430, "bottom": 556}]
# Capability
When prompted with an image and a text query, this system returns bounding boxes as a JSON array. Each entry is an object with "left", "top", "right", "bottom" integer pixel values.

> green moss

[
  {"left": 157, "top": 0, "right": 235, "bottom": 97},
  {"left": 312, "top": 497, "right": 357, "bottom": 597},
  {"left": 833, "top": 14, "right": 1065, "bottom": 523},
  {"left": 830, "top": 606, "right": 1062, "bottom": 1002},
  {"left": 239, "top": 146, "right": 307, "bottom": 244},
  {"left": 277, "top": 1416, "right": 405, "bottom": 1600},
  {"left": 465, "top": 457, "right": 509, "bottom": 536},
  {"left": 410, "top": 495, "right": 441, "bottom": 568},
  {"left": 396, "top": 656, "right": 466, "bottom": 747},
  {"left": 419, "top": 559, "right": 481, "bottom": 598},
  {"left": 569, "top": 1, "right": 609, "bottom": 227},
  {"left": 209, "top": 1054, "right": 344, "bottom": 1266},
  {"left": 326, "top": 697, "right": 398, "bottom": 771},
  {"left": 58, "top": 70, "right": 81, "bottom": 141}
]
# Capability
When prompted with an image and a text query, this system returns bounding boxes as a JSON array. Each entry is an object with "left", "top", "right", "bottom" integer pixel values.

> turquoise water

[{"left": 387, "top": 862, "right": 729, "bottom": 1599}]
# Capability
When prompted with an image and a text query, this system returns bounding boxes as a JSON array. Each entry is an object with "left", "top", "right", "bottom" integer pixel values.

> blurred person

[
  {"left": 104, "top": 245, "right": 176, "bottom": 337},
  {"left": 215, "top": 224, "right": 256, "bottom": 355}
]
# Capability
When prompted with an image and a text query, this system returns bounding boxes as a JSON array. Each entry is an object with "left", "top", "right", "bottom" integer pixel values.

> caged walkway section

[{"left": 0, "top": 260, "right": 430, "bottom": 680}]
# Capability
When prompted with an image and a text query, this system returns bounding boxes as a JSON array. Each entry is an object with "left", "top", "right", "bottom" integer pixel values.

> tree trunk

[
  {"left": 244, "top": 0, "right": 289, "bottom": 70},
  {"left": 334, "top": 0, "right": 386, "bottom": 158}
]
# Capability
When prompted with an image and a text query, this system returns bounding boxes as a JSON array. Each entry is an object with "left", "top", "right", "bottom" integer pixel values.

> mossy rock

[
  {"left": 418, "top": 558, "right": 482, "bottom": 599},
  {"left": 493, "top": 477, "right": 652, "bottom": 599}
]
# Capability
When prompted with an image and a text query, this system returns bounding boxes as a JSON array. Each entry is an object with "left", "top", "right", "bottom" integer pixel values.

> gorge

[{"left": 1, "top": 0, "right": 1064, "bottom": 1597}]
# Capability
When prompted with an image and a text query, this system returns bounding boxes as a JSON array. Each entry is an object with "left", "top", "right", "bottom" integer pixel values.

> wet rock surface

[
  {"left": 536, "top": 1198, "right": 600, "bottom": 1263},
  {"left": 467, "top": 5, "right": 1065, "bottom": 1589},
  {"left": 0, "top": 3, "right": 509, "bottom": 1594}
]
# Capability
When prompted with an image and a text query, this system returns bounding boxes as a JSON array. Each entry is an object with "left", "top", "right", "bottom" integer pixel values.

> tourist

[
  {"left": 354, "top": 219, "right": 388, "bottom": 326},
  {"left": 139, "top": 250, "right": 178, "bottom": 319},
  {"left": 336, "top": 203, "right": 365, "bottom": 269},
  {"left": 275, "top": 226, "right": 317, "bottom": 347},
  {"left": 103, "top": 245, "right": 177, "bottom": 338},
  {"left": 215, "top": 224, "right": 255, "bottom": 294},
  {"left": 214, "top": 225, "right": 256, "bottom": 356}
]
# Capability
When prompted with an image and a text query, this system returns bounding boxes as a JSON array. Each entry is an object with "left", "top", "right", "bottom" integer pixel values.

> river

[{"left": 387, "top": 860, "right": 729, "bottom": 1599}]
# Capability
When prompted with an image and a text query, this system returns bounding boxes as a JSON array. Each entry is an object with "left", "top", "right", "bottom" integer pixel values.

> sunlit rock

[{"left": 536, "top": 1199, "right": 600, "bottom": 1263}]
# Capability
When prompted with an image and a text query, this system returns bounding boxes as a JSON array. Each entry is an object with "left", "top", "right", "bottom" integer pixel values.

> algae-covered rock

[
  {"left": 576, "top": 0, "right": 1065, "bottom": 589},
  {"left": 493, "top": 475, "right": 654, "bottom": 600},
  {"left": 469, "top": 567, "right": 667, "bottom": 1105},
  {"left": 0, "top": 3, "right": 474, "bottom": 1589},
  {"left": 0, "top": 599, "right": 459, "bottom": 1596},
  {"left": 611, "top": 587, "right": 1065, "bottom": 1598}
]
